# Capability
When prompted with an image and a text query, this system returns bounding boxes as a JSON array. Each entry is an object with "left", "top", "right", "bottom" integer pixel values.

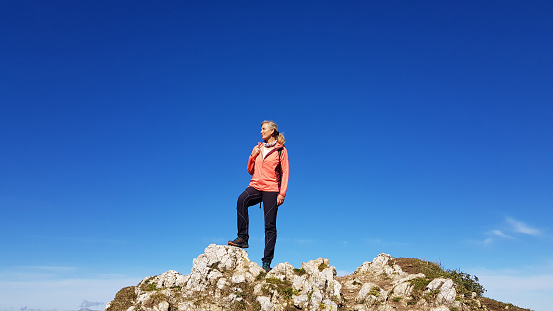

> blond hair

[{"left": 261, "top": 120, "right": 285, "bottom": 145}]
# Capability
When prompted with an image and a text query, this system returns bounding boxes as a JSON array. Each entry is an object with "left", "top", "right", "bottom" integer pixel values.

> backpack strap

[{"left": 275, "top": 147, "right": 284, "bottom": 190}]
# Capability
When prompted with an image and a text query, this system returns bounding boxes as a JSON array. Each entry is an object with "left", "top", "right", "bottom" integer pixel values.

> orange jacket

[{"left": 247, "top": 142, "right": 289, "bottom": 197}]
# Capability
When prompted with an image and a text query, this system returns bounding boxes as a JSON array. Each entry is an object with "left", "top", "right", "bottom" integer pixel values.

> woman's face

[{"left": 260, "top": 124, "right": 274, "bottom": 141}]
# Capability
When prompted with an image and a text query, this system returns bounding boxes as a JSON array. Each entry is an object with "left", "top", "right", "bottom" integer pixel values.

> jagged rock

[
  {"left": 391, "top": 280, "right": 413, "bottom": 298},
  {"left": 425, "top": 278, "right": 456, "bottom": 305},
  {"left": 105, "top": 246, "right": 529, "bottom": 311},
  {"left": 257, "top": 296, "right": 274, "bottom": 311},
  {"left": 293, "top": 293, "right": 309, "bottom": 309},
  {"left": 105, "top": 244, "right": 344, "bottom": 311},
  {"left": 231, "top": 274, "right": 245, "bottom": 283},
  {"left": 357, "top": 282, "right": 377, "bottom": 301},
  {"left": 355, "top": 253, "right": 397, "bottom": 275},
  {"left": 267, "top": 262, "right": 295, "bottom": 281}
]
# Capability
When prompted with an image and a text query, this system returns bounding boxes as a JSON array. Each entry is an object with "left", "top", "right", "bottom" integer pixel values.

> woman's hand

[
  {"left": 277, "top": 195, "right": 285, "bottom": 206},
  {"left": 252, "top": 145, "right": 261, "bottom": 158}
]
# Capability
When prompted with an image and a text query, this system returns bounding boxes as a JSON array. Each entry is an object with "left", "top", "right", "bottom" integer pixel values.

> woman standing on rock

[{"left": 228, "top": 120, "right": 289, "bottom": 273}]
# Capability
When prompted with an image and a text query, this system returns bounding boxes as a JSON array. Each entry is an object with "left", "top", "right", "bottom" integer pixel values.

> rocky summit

[{"left": 104, "top": 244, "right": 530, "bottom": 311}]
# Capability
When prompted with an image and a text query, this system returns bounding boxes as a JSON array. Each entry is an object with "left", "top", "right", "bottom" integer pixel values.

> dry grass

[
  {"left": 105, "top": 286, "right": 137, "bottom": 311},
  {"left": 479, "top": 297, "right": 532, "bottom": 311}
]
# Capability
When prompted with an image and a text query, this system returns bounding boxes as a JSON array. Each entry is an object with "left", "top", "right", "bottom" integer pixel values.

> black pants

[{"left": 236, "top": 186, "right": 279, "bottom": 264}]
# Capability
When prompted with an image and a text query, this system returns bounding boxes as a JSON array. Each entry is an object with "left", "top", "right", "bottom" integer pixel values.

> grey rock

[
  {"left": 425, "top": 278, "right": 457, "bottom": 305},
  {"left": 105, "top": 244, "right": 516, "bottom": 311},
  {"left": 256, "top": 296, "right": 274, "bottom": 311}
]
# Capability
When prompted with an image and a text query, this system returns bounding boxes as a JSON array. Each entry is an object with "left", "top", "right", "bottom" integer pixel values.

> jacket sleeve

[
  {"left": 279, "top": 147, "right": 289, "bottom": 197},
  {"left": 247, "top": 144, "right": 260, "bottom": 175}
]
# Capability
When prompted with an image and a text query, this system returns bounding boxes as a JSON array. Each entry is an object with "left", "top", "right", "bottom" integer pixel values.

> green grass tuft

[
  {"left": 395, "top": 258, "right": 485, "bottom": 299},
  {"left": 293, "top": 267, "right": 306, "bottom": 275},
  {"left": 318, "top": 262, "right": 329, "bottom": 271}
]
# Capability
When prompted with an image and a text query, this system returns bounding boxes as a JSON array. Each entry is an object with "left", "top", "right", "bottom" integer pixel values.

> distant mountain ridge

[{"left": 104, "top": 244, "right": 531, "bottom": 311}]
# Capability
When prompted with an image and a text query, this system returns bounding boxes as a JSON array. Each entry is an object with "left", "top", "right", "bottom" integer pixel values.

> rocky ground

[{"left": 104, "top": 244, "right": 532, "bottom": 311}]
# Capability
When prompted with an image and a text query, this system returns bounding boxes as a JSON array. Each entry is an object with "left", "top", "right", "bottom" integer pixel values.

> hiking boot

[
  {"left": 228, "top": 237, "right": 248, "bottom": 248},
  {"left": 262, "top": 261, "right": 271, "bottom": 272}
]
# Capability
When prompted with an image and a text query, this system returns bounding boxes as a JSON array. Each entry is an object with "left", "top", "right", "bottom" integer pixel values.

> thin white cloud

[
  {"left": 11, "top": 266, "right": 78, "bottom": 272},
  {"left": 30, "top": 235, "right": 129, "bottom": 245},
  {"left": 0, "top": 266, "right": 79, "bottom": 282},
  {"left": 505, "top": 217, "right": 542, "bottom": 236},
  {"left": 473, "top": 217, "right": 545, "bottom": 245},
  {"left": 482, "top": 237, "right": 494, "bottom": 245},
  {"left": 479, "top": 230, "right": 513, "bottom": 244},
  {"left": 490, "top": 230, "right": 511, "bottom": 239}
]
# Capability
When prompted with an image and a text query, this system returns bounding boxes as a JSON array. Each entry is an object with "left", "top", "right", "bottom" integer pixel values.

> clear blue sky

[{"left": 1, "top": 1, "right": 552, "bottom": 310}]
